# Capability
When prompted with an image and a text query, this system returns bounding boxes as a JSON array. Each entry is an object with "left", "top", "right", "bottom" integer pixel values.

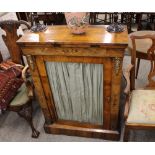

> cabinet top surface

[{"left": 17, "top": 25, "right": 128, "bottom": 46}]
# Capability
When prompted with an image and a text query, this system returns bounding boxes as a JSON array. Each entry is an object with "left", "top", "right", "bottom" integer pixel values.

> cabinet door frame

[{"left": 36, "top": 55, "right": 113, "bottom": 128}]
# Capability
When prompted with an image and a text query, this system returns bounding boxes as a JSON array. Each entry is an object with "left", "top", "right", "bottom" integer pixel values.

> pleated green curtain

[{"left": 46, "top": 62, "right": 103, "bottom": 125}]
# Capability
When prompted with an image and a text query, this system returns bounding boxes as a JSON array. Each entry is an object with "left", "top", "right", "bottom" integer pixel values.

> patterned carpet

[{"left": 0, "top": 56, "right": 155, "bottom": 142}]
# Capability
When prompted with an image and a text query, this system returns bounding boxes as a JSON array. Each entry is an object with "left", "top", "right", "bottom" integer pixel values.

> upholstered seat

[
  {"left": 127, "top": 89, "right": 155, "bottom": 124},
  {"left": 10, "top": 83, "right": 29, "bottom": 106},
  {"left": 123, "top": 35, "right": 155, "bottom": 141}
]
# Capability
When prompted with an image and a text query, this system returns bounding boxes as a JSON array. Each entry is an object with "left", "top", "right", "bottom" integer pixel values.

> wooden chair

[
  {"left": 137, "top": 13, "right": 155, "bottom": 31},
  {"left": 89, "top": 12, "right": 114, "bottom": 25},
  {"left": 0, "top": 20, "right": 31, "bottom": 64},
  {"left": 121, "top": 12, "right": 135, "bottom": 33},
  {"left": 30, "top": 12, "right": 66, "bottom": 26},
  {"left": 127, "top": 30, "right": 155, "bottom": 89},
  {"left": 123, "top": 34, "right": 155, "bottom": 141},
  {"left": 16, "top": 12, "right": 31, "bottom": 22},
  {"left": 0, "top": 20, "right": 40, "bottom": 138},
  {"left": 125, "top": 14, "right": 155, "bottom": 84},
  {"left": 0, "top": 53, "right": 40, "bottom": 138}
]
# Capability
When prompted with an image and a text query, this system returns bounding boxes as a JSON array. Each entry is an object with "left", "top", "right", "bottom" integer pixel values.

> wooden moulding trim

[
  {"left": 21, "top": 47, "right": 124, "bottom": 58},
  {"left": 44, "top": 123, "right": 120, "bottom": 140},
  {"left": 126, "top": 123, "right": 155, "bottom": 130},
  {"left": 103, "top": 58, "right": 112, "bottom": 129},
  {"left": 56, "top": 119, "right": 103, "bottom": 129},
  {"left": 43, "top": 56, "right": 105, "bottom": 64},
  {"left": 17, "top": 42, "right": 127, "bottom": 48},
  {"left": 35, "top": 56, "right": 58, "bottom": 121}
]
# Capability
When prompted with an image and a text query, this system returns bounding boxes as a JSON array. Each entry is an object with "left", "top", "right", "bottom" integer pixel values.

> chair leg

[
  {"left": 123, "top": 125, "right": 130, "bottom": 142},
  {"left": 18, "top": 103, "right": 40, "bottom": 138},
  {"left": 136, "top": 58, "right": 140, "bottom": 79}
]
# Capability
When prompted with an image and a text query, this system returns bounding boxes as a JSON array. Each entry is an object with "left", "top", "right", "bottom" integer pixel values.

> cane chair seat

[{"left": 127, "top": 89, "right": 155, "bottom": 124}]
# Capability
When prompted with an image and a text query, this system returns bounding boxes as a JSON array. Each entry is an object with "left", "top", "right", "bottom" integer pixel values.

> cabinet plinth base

[{"left": 44, "top": 123, "right": 120, "bottom": 141}]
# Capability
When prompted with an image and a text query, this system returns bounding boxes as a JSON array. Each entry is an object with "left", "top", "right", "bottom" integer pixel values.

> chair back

[
  {"left": 0, "top": 20, "right": 30, "bottom": 64},
  {"left": 130, "top": 34, "right": 155, "bottom": 88}
]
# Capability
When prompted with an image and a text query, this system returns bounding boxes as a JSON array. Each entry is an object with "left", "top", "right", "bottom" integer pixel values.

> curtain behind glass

[{"left": 46, "top": 62, "right": 103, "bottom": 125}]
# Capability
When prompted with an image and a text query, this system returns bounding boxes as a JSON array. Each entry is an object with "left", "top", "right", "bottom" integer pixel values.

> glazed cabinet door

[{"left": 35, "top": 55, "right": 116, "bottom": 130}]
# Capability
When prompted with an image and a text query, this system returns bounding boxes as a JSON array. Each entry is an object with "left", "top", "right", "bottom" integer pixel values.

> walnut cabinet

[{"left": 17, "top": 25, "right": 128, "bottom": 140}]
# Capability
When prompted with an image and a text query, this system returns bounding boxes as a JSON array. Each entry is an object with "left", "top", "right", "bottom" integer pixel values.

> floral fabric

[{"left": 127, "top": 89, "right": 155, "bottom": 124}]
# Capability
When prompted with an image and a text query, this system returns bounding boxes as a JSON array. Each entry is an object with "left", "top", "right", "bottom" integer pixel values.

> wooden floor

[{"left": 0, "top": 56, "right": 155, "bottom": 142}]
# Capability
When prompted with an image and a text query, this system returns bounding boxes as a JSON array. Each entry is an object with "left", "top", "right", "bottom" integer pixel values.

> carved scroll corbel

[
  {"left": 27, "top": 55, "right": 34, "bottom": 71},
  {"left": 113, "top": 57, "right": 121, "bottom": 75}
]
